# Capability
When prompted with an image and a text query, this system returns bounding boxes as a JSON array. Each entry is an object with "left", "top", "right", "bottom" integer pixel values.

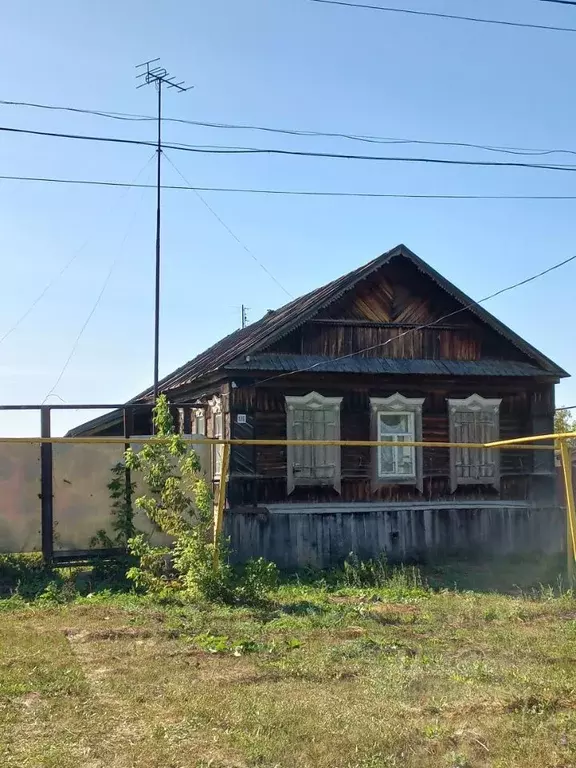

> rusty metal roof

[{"left": 225, "top": 354, "right": 551, "bottom": 378}]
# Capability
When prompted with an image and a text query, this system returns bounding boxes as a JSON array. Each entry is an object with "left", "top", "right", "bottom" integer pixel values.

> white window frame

[
  {"left": 193, "top": 409, "right": 206, "bottom": 436},
  {"left": 210, "top": 396, "right": 224, "bottom": 479},
  {"left": 448, "top": 394, "right": 501, "bottom": 492},
  {"left": 370, "top": 394, "right": 424, "bottom": 490},
  {"left": 286, "top": 392, "right": 343, "bottom": 495}
]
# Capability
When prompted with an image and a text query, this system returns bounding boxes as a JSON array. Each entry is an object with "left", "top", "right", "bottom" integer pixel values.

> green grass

[{"left": 2, "top": 567, "right": 576, "bottom": 767}]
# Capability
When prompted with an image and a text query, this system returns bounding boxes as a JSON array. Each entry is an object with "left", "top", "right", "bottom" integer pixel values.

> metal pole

[
  {"left": 153, "top": 81, "right": 162, "bottom": 402},
  {"left": 559, "top": 439, "right": 576, "bottom": 585},
  {"left": 40, "top": 406, "right": 54, "bottom": 563},
  {"left": 135, "top": 60, "right": 189, "bottom": 404}
]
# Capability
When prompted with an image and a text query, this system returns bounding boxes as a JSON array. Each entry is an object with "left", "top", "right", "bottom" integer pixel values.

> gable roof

[
  {"left": 149, "top": 243, "right": 568, "bottom": 393},
  {"left": 67, "top": 244, "right": 568, "bottom": 436}
]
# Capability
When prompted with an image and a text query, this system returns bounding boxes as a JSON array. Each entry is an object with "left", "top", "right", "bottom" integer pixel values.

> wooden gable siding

[
  {"left": 227, "top": 377, "right": 555, "bottom": 507},
  {"left": 302, "top": 323, "right": 480, "bottom": 360},
  {"left": 317, "top": 260, "right": 458, "bottom": 323},
  {"left": 266, "top": 262, "right": 529, "bottom": 363}
]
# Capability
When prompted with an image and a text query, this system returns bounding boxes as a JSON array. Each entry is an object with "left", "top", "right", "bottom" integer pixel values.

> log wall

[{"left": 227, "top": 376, "right": 556, "bottom": 505}]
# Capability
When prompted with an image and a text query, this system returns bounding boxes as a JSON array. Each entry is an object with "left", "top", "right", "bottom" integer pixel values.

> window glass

[{"left": 378, "top": 411, "right": 415, "bottom": 477}]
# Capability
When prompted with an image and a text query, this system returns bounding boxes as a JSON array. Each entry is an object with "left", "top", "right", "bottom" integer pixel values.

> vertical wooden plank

[
  {"left": 260, "top": 511, "right": 271, "bottom": 563},
  {"left": 333, "top": 512, "right": 344, "bottom": 565}
]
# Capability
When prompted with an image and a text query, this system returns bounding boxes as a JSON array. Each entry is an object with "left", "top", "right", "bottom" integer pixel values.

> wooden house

[{"left": 70, "top": 245, "right": 568, "bottom": 566}]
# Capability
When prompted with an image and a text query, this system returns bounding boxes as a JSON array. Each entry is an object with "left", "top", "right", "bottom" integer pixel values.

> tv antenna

[{"left": 136, "top": 58, "right": 191, "bottom": 401}]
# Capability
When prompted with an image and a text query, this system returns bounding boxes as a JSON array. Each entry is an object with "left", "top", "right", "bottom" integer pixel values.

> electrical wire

[
  {"left": 41, "top": 169, "right": 152, "bottom": 402},
  {"left": 307, "top": 0, "right": 576, "bottom": 33},
  {"left": 5, "top": 124, "right": 576, "bottom": 173},
  {"left": 255, "top": 252, "right": 576, "bottom": 385},
  {"left": 541, "top": 1, "right": 576, "bottom": 6},
  {"left": 3, "top": 99, "right": 576, "bottom": 158},
  {"left": 0, "top": 155, "right": 156, "bottom": 347},
  {"left": 5, "top": 172, "right": 576, "bottom": 200},
  {"left": 163, "top": 152, "right": 293, "bottom": 298}
]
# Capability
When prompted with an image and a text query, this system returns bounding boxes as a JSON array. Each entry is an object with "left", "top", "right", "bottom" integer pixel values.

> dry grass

[{"left": 2, "top": 585, "right": 576, "bottom": 767}]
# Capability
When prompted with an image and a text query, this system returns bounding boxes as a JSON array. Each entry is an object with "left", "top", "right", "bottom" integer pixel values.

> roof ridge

[{"left": 68, "top": 244, "right": 568, "bottom": 435}]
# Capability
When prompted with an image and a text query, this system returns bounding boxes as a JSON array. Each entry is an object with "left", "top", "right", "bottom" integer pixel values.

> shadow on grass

[
  {"left": 281, "top": 600, "right": 329, "bottom": 616},
  {"left": 1, "top": 551, "right": 570, "bottom": 604},
  {"left": 420, "top": 553, "right": 568, "bottom": 595},
  {"left": 0, "top": 553, "right": 134, "bottom": 601}
]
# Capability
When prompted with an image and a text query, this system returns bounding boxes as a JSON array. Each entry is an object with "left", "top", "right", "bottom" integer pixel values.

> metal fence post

[{"left": 40, "top": 406, "right": 53, "bottom": 563}]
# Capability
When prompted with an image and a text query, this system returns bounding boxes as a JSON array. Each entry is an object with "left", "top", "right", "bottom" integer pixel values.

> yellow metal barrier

[
  {"left": 559, "top": 441, "right": 576, "bottom": 585},
  {"left": 488, "top": 432, "right": 576, "bottom": 586},
  {"left": 1, "top": 431, "right": 573, "bottom": 580},
  {"left": 0, "top": 436, "right": 553, "bottom": 449}
]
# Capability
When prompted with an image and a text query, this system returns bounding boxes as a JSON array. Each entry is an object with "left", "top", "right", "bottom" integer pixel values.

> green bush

[
  {"left": 234, "top": 558, "right": 279, "bottom": 604},
  {"left": 339, "top": 552, "right": 428, "bottom": 598},
  {"left": 124, "top": 395, "right": 278, "bottom": 606},
  {"left": 90, "top": 457, "right": 139, "bottom": 552},
  {"left": 0, "top": 553, "right": 52, "bottom": 599},
  {"left": 126, "top": 535, "right": 173, "bottom": 593},
  {"left": 342, "top": 553, "right": 391, "bottom": 587},
  {"left": 174, "top": 532, "right": 233, "bottom": 602}
]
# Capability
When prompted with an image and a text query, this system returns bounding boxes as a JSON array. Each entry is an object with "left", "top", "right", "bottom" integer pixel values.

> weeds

[
  {"left": 1, "top": 564, "right": 576, "bottom": 767},
  {"left": 90, "top": 461, "right": 138, "bottom": 550}
]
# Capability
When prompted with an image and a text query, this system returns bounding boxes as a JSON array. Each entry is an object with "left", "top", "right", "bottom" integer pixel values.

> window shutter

[
  {"left": 285, "top": 393, "right": 342, "bottom": 494},
  {"left": 449, "top": 396, "right": 501, "bottom": 492}
]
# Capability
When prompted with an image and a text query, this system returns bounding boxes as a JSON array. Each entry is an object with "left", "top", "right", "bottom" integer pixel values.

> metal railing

[{"left": 0, "top": 427, "right": 573, "bottom": 578}]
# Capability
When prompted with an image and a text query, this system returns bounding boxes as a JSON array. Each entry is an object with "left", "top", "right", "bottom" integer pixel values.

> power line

[
  {"left": 541, "top": 1, "right": 576, "bottom": 6},
  {"left": 5, "top": 124, "right": 576, "bottom": 173},
  {"left": 42, "top": 169, "right": 152, "bottom": 402},
  {"left": 0, "top": 156, "right": 156, "bottom": 347},
  {"left": 163, "top": 152, "right": 293, "bottom": 298},
  {"left": 4, "top": 99, "right": 576, "bottom": 158},
  {"left": 5, "top": 172, "right": 576, "bottom": 200},
  {"left": 255, "top": 252, "right": 576, "bottom": 385},
  {"left": 307, "top": 0, "right": 576, "bottom": 33}
]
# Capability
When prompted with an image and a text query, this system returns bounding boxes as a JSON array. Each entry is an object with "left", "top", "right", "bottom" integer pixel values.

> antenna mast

[{"left": 136, "top": 58, "right": 191, "bottom": 401}]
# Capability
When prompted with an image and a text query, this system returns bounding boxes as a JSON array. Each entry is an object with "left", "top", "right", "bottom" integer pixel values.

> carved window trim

[
  {"left": 210, "top": 396, "right": 224, "bottom": 479},
  {"left": 448, "top": 394, "right": 501, "bottom": 492},
  {"left": 285, "top": 392, "right": 343, "bottom": 495},
  {"left": 370, "top": 393, "right": 424, "bottom": 491}
]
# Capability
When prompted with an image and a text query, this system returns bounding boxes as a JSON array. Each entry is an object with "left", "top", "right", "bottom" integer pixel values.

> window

[
  {"left": 378, "top": 412, "right": 415, "bottom": 477},
  {"left": 193, "top": 410, "right": 205, "bottom": 436},
  {"left": 370, "top": 394, "right": 424, "bottom": 490},
  {"left": 448, "top": 394, "right": 501, "bottom": 491},
  {"left": 286, "top": 392, "right": 343, "bottom": 494},
  {"left": 209, "top": 396, "right": 224, "bottom": 479},
  {"left": 213, "top": 411, "right": 223, "bottom": 478}
]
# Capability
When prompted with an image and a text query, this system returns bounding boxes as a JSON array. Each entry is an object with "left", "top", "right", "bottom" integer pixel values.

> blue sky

[{"left": 1, "top": 0, "right": 576, "bottom": 435}]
